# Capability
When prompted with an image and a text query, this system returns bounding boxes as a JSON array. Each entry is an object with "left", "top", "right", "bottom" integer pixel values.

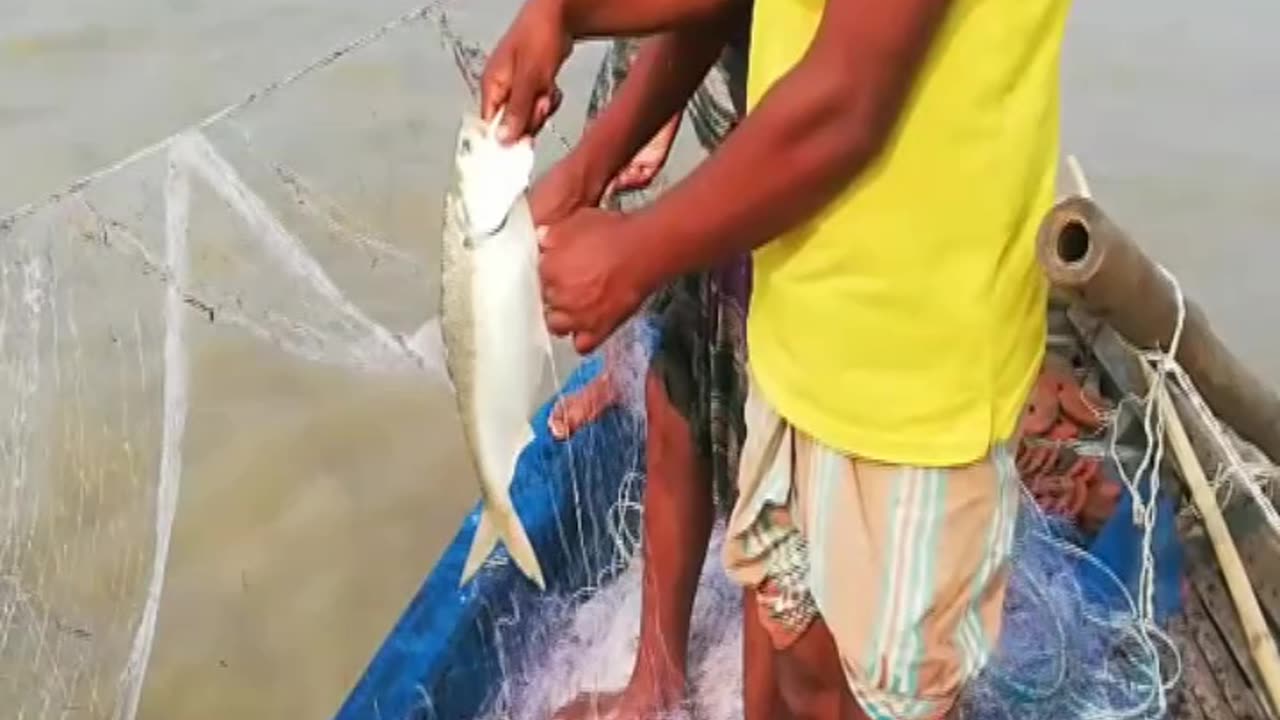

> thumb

[
  {"left": 501, "top": 70, "right": 537, "bottom": 143},
  {"left": 536, "top": 225, "right": 551, "bottom": 250},
  {"left": 480, "top": 58, "right": 512, "bottom": 122},
  {"left": 573, "top": 330, "right": 602, "bottom": 355}
]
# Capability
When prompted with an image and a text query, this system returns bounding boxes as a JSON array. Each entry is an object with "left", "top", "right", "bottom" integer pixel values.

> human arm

[
  {"left": 530, "top": 20, "right": 739, "bottom": 224},
  {"left": 558, "top": 0, "right": 739, "bottom": 38},
  {"left": 623, "top": 0, "right": 954, "bottom": 290},
  {"left": 575, "top": 24, "right": 737, "bottom": 203},
  {"left": 605, "top": 115, "right": 682, "bottom": 196},
  {"left": 538, "top": 0, "right": 955, "bottom": 352},
  {"left": 481, "top": 0, "right": 744, "bottom": 140}
]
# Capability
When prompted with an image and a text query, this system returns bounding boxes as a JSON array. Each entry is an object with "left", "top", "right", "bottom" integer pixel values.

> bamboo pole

[
  {"left": 1064, "top": 155, "right": 1280, "bottom": 717},
  {"left": 1036, "top": 186, "right": 1280, "bottom": 465},
  {"left": 1144, "top": 361, "right": 1280, "bottom": 718}
]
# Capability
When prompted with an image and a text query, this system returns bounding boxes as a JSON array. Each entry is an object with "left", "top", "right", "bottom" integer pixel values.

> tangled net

[
  {"left": 8, "top": 5, "right": 1278, "bottom": 720},
  {"left": 0, "top": 5, "right": 626, "bottom": 718}
]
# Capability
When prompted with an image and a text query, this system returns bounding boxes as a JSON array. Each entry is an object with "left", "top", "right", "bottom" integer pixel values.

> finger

[
  {"left": 631, "top": 163, "right": 658, "bottom": 185},
  {"left": 536, "top": 225, "right": 551, "bottom": 250},
  {"left": 573, "top": 330, "right": 601, "bottom": 355},
  {"left": 501, "top": 67, "right": 538, "bottom": 143},
  {"left": 615, "top": 164, "right": 656, "bottom": 192},
  {"left": 529, "top": 86, "right": 563, "bottom": 135},
  {"left": 538, "top": 276, "right": 558, "bottom": 308},
  {"left": 613, "top": 167, "right": 639, "bottom": 192},
  {"left": 530, "top": 96, "right": 553, "bottom": 136},
  {"left": 528, "top": 184, "right": 554, "bottom": 225},
  {"left": 480, "top": 57, "right": 512, "bottom": 122},
  {"left": 544, "top": 309, "right": 574, "bottom": 336}
]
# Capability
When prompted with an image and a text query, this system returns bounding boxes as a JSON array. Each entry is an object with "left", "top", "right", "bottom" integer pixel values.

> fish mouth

[{"left": 455, "top": 111, "right": 534, "bottom": 237}]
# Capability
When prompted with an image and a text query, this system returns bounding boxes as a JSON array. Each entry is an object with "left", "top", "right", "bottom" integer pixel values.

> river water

[{"left": 0, "top": 1, "right": 1275, "bottom": 718}]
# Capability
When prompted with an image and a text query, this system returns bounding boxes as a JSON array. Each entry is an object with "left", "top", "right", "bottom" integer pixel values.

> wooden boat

[{"left": 334, "top": 196, "right": 1280, "bottom": 720}]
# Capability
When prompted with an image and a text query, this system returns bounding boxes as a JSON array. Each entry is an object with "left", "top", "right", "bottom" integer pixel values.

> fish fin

[
  {"left": 458, "top": 425, "right": 546, "bottom": 591},
  {"left": 501, "top": 423, "right": 546, "bottom": 589},
  {"left": 459, "top": 504, "right": 545, "bottom": 590},
  {"left": 459, "top": 508, "right": 498, "bottom": 587},
  {"left": 497, "top": 504, "right": 546, "bottom": 590}
]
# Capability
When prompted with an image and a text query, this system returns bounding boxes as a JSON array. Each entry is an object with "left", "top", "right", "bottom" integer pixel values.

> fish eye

[{"left": 460, "top": 137, "right": 472, "bottom": 155}]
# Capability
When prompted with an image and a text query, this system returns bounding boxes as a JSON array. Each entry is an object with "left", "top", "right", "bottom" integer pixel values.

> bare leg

[
  {"left": 774, "top": 618, "right": 866, "bottom": 720},
  {"left": 743, "top": 588, "right": 788, "bottom": 720},
  {"left": 553, "top": 369, "right": 715, "bottom": 718}
]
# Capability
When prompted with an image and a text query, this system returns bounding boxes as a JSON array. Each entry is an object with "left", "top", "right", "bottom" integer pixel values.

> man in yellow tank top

[{"left": 482, "top": 0, "right": 1070, "bottom": 716}]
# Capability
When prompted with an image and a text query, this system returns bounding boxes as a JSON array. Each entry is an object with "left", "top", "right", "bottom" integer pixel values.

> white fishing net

[
  {"left": 5, "top": 5, "right": 1277, "bottom": 720},
  {"left": 0, "top": 6, "right": 622, "bottom": 717}
]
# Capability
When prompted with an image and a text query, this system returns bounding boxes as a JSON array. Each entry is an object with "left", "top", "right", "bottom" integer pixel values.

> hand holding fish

[
  {"left": 528, "top": 153, "right": 603, "bottom": 227},
  {"left": 538, "top": 208, "right": 653, "bottom": 354},
  {"left": 481, "top": 0, "right": 572, "bottom": 143}
]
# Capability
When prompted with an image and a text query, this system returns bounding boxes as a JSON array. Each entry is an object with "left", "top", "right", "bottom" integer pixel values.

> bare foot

[
  {"left": 551, "top": 684, "right": 687, "bottom": 720},
  {"left": 549, "top": 373, "right": 620, "bottom": 441}
]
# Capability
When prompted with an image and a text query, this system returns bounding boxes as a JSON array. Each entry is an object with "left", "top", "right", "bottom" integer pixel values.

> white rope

[
  {"left": 1070, "top": 153, "right": 1172, "bottom": 716},
  {"left": 114, "top": 145, "right": 192, "bottom": 720}
]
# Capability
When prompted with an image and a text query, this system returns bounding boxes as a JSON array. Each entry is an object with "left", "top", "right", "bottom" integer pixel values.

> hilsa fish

[{"left": 440, "top": 112, "right": 551, "bottom": 590}]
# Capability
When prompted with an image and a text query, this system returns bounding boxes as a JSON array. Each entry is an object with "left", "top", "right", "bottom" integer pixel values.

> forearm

[
  {"left": 630, "top": 67, "right": 874, "bottom": 284},
  {"left": 575, "top": 25, "right": 730, "bottom": 194}
]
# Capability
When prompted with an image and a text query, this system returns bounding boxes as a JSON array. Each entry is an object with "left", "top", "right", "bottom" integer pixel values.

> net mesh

[
  {"left": 0, "top": 6, "right": 616, "bottom": 717},
  {"left": 5, "top": 5, "right": 1278, "bottom": 720}
]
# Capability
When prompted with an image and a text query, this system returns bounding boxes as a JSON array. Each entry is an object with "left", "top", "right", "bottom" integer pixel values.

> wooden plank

[
  {"left": 1170, "top": 685, "right": 1209, "bottom": 720},
  {"left": 1168, "top": 611, "right": 1208, "bottom": 720},
  {"left": 1231, "top": 512, "right": 1280, "bottom": 638},
  {"left": 1179, "top": 563, "right": 1272, "bottom": 719},
  {"left": 1183, "top": 530, "right": 1276, "bottom": 718},
  {"left": 1171, "top": 605, "right": 1238, "bottom": 720}
]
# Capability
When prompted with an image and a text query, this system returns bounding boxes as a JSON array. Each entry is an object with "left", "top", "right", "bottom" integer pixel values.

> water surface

[{"left": 0, "top": 1, "right": 1275, "bottom": 718}]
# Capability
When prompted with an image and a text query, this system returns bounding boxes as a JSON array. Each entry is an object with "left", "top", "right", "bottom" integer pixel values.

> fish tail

[
  {"left": 459, "top": 508, "right": 498, "bottom": 586},
  {"left": 458, "top": 503, "right": 546, "bottom": 590},
  {"left": 497, "top": 506, "right": 546, "bottom": 590}
]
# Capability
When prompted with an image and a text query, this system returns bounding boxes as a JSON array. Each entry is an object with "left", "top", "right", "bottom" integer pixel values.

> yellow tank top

[{"left": 745, "top": 0, "right": 1069, "bottom": 466}]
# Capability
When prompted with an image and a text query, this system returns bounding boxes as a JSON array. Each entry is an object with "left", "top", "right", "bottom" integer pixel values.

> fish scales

[{"left": 440, "top": 112, "right": 549, "bottom": 590}]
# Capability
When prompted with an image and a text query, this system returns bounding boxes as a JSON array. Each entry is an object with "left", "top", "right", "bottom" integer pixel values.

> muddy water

[{"left": 1, "top": 0, "right": 1277, "bottom": 718}]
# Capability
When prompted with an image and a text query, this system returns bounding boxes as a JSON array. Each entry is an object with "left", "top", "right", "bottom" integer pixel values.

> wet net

[
  {"left": 6, "top": 4, "right": 1277, "bottom": 720},
  {"left": 0, "top": 5, "right": 638, "bottom": 718}
]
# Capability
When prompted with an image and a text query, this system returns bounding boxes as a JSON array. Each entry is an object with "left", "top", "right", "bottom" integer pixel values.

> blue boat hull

[
  {"left": 335, "top": 329, "right": 1191, "bottom": 720},
  {"left": 335, "top": 357, "right": 644, "bottom": 720}
]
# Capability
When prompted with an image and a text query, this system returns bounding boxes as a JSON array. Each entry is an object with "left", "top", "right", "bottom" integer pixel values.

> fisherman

[
  {"left": 534, "top": 31, "right": 752, "bottom": 718},
  {"left": 482, "top": 0, "right": 1070, "bottom": 716}
]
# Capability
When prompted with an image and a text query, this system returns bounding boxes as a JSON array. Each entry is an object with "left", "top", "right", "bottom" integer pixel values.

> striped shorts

[{"left": 723, "top": 377, "right": 1021, "bottom": 720}]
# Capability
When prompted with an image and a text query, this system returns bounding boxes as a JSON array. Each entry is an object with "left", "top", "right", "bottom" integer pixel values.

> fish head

[{"left": 454, "top": 111, "right": 536, "bottom": 238}]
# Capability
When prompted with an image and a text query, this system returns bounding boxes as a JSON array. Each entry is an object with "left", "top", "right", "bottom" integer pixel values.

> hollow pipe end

[{"left": 1036, "top": 195, "right": 1107, "bottom": 286}]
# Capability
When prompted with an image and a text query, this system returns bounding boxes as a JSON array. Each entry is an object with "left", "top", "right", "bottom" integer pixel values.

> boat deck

[{"left": 1171, "top": 510, "right": 1278, "bottom": 719}]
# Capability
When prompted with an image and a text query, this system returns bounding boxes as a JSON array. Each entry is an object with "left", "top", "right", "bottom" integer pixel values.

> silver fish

[{"left": 440, "top": 112, "right": 550, "bottom": 590}]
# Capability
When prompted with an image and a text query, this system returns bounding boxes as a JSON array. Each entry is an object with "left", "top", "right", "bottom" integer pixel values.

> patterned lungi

[
  {"left": 586, "top": 38, "right": 751, "bottom": 511},
  {"left": 724, "top": 376, "right": 1022, "bottom": 719}
]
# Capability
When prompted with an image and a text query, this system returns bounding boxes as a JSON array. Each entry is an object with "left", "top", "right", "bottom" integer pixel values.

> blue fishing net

[
  {"left": 956, "top": 492, "right": 1181, "bottom": 720},
  {"left": 472, "top": 484, "right": 1183, "bottom": 720}
]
